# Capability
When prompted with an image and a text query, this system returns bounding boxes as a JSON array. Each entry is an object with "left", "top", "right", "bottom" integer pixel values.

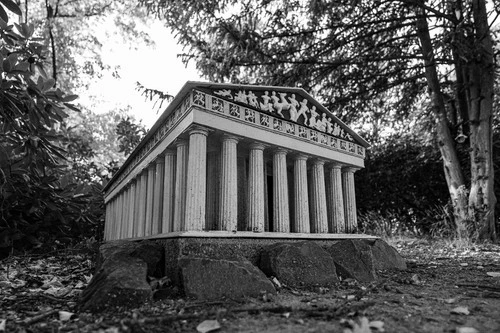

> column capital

[
  {"left": 342, "top": 166, "right": 361, "bottom": 173},
  {"left": 155, "top": 156, "right": 165, "bottom": 164},
  {"left": 293, "top": 153, "right": 309, "bottom": 161},
  {"left": 311, "top": 158, "right": 326, "bottom": 166},
  {"left": 328, "top": 162, "right": 344, "bottom": 170},
  {"left": 272, "top": 147, "right": 289, "bottom": 155},
  {"left": 221, "top": 133, "right": 240, "bottom": 143},
  {"left": 174, "top": 138, "right": 188, "bottom": 147},
  {"left": 187, "top": 125, "right": 210, "bottom": 137},
  {"left": 163, "top": 148, "right": 177, "bottom": 156},
  {"left": 248, "top": 141, "right": 267, "bottom": 151}
]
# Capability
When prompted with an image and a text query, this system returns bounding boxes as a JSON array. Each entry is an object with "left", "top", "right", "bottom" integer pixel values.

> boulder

[
  {"left": 97, "top": 240, "right": 163, "bottom": 276},
  {"left": 179, "top": 256, "right": 276, "bottom": 300},
  {"left": 79, "top": 240, "right": 163, "bottom": 312},
  {"left": 326, "top": 240, "right": 377, "bottom": 283},
  {"left": 368, "top": 239, "right": 407, "bottom": 270},
  {"left": 260, "top": 242, "right": 339, "bottom": 289}
]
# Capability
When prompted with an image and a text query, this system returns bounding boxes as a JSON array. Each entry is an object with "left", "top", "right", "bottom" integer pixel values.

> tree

[{"left": 140, "top": 0, "right": 498, "bottom": 240}]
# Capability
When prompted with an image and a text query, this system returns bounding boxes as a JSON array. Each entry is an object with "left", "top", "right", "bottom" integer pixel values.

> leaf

[
  {"left": 341, "top": 317, "right": 372, "bottom": 333},
  {"left": 0, "top": 0, "right": 22, "bottom": 16},
  {"left": 0, "top": 318, "right": 5, "bottom": 331},
  {"left": 455, "top": 327, "right": 479, "bottom": 333},
  {"left": 196, "top": 319, "right": 221, "bottom": 333},
  {"left": 451, "top": 306, "right": 470, "bottom": 315},
  {"left": 58, "top": 311, "right": 74, "bottom": 321},
  {"left": 0, "top": 5, "right": 8, "bottom": 22},
  {"left": 486, "top": 272, "right": 500, "bottom": 277}
]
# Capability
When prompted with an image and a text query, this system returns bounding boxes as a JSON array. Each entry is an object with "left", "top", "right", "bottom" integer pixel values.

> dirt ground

[{"left": 1, "top": 238, "right": 499, "bottom": 333}]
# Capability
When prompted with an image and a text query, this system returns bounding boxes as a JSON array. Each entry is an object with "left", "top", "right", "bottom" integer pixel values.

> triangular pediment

[{"left": 188, "top": 82, "right": 368, "bottom": 148}]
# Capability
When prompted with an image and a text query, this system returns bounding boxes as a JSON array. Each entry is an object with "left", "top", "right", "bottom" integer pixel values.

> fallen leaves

[
  {"left": 450, "top": 306, "right": 470, "bottom": 315},
  {"left": 341, "top": 317, "right": 385, "bottom": 333},
  {"left": 196, "top": 319, "right": 221, "bottom": 333}
]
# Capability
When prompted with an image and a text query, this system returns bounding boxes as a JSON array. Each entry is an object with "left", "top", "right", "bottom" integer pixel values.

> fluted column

[
  {"left": 137, "top": 169, "right": 148, "bottom": 237},
  {"left": 173, "top": 140, "right": 188, "bottom": 231},
  {"left": 273, "top": 148, "right": 290, "bottom": 232},
  {"left": 293, "top": 154, "right": 310, "bottom": 233},
  {"left": 152, "top": 158, "right": 165, "bottom": 235},
  {"left": 104, "top": 201, "right": 111, "bottom": 240},
  {"left": 133, "top": 174, "right": 143, "bottom": 237},
  {"left": 107, "top": 199, "right": 114, "bottom": 240},
  {"left": 185, "top": 126, "right": 209, "bottom": 231},
  {"left": 116, "top": 193, "right": 123, "bottom": 239},
  {"left": 206, "top": 149, "right": 220, "bottom": 230},
  {"left": 219, "top": 134, "right": 239, "bottom": 231},
  {"left": 342, "top": 167, "right": 359, "bottom": 233},
  {"left": 120, "top": 188, "right": 128, "bottom": 239},
  {"left": 310, "top": 159, "right": 328, "bottom": 233},
  {"left": 247, "top": 142, "right": 266, "bottom": 232},
  {"left": 327, "top": 163, "right": 345, "bottom": 233},
  {"left": 162, "top": 150, "right": 176, "bottom": 233},
  {"left": 127, "top": 180, "right": 136, "bottom": 238},
  {"left": 144, "top": 163, "right": 155, "bottom": 236}
]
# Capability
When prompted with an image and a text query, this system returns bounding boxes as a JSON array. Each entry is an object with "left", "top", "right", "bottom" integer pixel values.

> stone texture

[
  {"left": 80, "top": 240, "right": 164, "bottom": 312},
  {"left": 260, "top": 241, "right": 339, "bottom": 289},
  {"left": 179, "top": 256, "right": 276, "bottom": 300},
  {"left": 325, "top": 239, "right": 376, "bottom": 283},
  {"left": 368, "top": 239, "right": 407, "bottom": 270}
]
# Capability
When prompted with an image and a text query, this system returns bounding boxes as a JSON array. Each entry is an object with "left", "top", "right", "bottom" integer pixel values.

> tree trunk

[
  {"left": 467, "top": 0, "right": 496, "bottom": 241},
  {"left": 415, "top": 5, "right": 469, "bottom": 238}
]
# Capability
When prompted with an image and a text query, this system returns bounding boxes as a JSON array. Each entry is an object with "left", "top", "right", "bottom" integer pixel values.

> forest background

[{"left": 1, "top": 0, "right": 499, "bottom": 257}]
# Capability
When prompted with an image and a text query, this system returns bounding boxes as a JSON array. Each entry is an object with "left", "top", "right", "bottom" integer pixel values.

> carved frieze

[{"left": 213, "top": 88, "right": 354, "bottom": 142}]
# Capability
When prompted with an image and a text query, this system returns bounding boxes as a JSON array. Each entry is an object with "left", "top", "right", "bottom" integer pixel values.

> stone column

[
  {"left": 104, "top": 201, "right": 111, "bottom": 240},
  {"left": 173, "top": 140, "right": 188, "bottom": 231},
  {"left": 185, "top": 126, "right": 209, "bottom": 231},
  {"left": 127, "top": 180, "right": 136, "bottom": 238},
  {"left": 310, "top": 159, "right": 328, "bottom": 233},
  {"left": 133, "top": 174, "right": 143, "bottom": 237},
  {"left": 144, "top": 163, "right": 155, "bottom": 236},
  {"left": 273, "top": 148, "right": 290, "bottom": 232},
  {"left": 106, "top": 199, "right": 114, "bottom": 240},
  {"left": 162, "top": 150, "right": 176, "bottom": 233},
  {"left": 206, "top": 149, "right": 220, "bottom": 230},
  {"left": 115, "top": 193, "right": 123, "bottom": 240},
  {"left": 293, "top": 154, "right": 310, "bottom": 233},
  {"left": 120, "top": 188, "right": 128, "bottom": 239},
  {"left": 152, "top": 157, "right": 165, "bottom": 235},
  {"left": 247, "top": 142, "right": 266, "bottom": 232},
  {"left": 342, "top": 167, "right": 359, "bottom": 233},
  {"left": 219, "top": 134, "right": 239, "bottom": 231},
  {"left": 327, "top": 163, "right": 345, "bottom": 233},
  {"left": 137, "top": 169, "right": 148, "bottom": 237}
]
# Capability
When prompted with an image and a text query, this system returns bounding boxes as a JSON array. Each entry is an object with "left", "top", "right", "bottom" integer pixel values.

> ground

[{"left": 1, "top": 238, "right": 499, "bottom": 333}]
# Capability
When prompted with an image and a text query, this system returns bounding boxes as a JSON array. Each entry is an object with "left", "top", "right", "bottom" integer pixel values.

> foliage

[
  {"left": 116, "top": 116, "right": 146, "bottom": 156},
  {"left": 0, "top": 6, "right": 107, "bottom": 255},
  {"left": 21, "top": 0, "right": 155, "bottom": 93}
]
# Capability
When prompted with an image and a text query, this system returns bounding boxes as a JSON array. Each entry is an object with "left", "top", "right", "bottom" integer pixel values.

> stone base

[{"left": 153, "top": 231, "right": 383, "bottom": 288}]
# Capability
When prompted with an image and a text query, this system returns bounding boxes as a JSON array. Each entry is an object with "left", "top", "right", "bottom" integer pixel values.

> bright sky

[{"left": 79, "top": 20, "right": 204, "bottom": 129}]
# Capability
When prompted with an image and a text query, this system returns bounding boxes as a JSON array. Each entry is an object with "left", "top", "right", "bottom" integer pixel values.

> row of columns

[{"left": 104, "top": 125, "right": 359, "bottom": 240}]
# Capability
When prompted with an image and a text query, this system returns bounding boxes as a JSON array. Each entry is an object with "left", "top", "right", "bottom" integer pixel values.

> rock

[
  {"left": 260, "top": 242, "right": 338, "bottom": 289},
  {"left": 79, "top": 240, "right": 163, "bottom": 312},
  {"left": 368, "top": 239, "right": 407, "bottom": 270},
  {"left": 179, "top": 256, "right": 276, "bottom": 300},
  {"left": 98, "top": 240, "right": 164, "bottom": 276},
  {"left": 325, "top": 240, "right": 376, "bottom": 283}
]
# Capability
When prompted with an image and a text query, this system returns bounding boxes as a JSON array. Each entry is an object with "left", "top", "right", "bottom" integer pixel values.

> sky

[{"left": 78, "top": 20, "right": 204, "bottom": 129}]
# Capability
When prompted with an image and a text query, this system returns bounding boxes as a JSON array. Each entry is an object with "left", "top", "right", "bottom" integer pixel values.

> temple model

[{"left": 103, "top": 82, "right": 369, "bottom": 240}]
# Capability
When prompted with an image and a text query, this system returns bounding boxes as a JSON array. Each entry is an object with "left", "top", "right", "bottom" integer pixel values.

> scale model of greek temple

[{"left": 103, "top": 82, "right": 369, "bottom": 240}]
